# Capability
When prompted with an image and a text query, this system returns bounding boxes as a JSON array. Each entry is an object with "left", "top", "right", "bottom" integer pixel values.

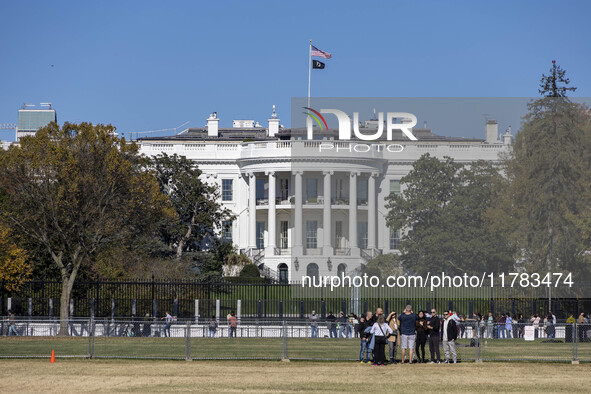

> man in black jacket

[
  {"left": 427, "top": 309, "right": 441, "bottom": 363},
  {"left": 442, "top": 310, "right": 458, "bottom": 364},
  {"left": 326, "top": 312, "right": 337, "bottom": 338}
]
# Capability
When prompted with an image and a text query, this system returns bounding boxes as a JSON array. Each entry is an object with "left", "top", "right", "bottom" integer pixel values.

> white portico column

[
  {"left": 266, "top": 171, "right": 276, "bottom": 256},
  {"left": 293, "top": 171, "right": 303, "bottom": 255},
  {"left": 322, "top": 171, "right": 333, "bottom": 255},
  {"left": 248, "top": 172, "right": 257, "bottom": 249},
  {"left": 348, "top": 172, "right": 358, "bottom": 252},
  {"left": 367, "top": 172, "right": 378, "bottom": 250}
]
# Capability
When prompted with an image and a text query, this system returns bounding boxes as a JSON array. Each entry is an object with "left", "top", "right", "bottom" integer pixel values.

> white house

[{"left": 137, "top": 107, "right": 512, "bottom": 283}]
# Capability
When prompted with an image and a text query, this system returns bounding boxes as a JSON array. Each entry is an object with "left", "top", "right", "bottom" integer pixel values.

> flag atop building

[{"left": 311, "top": 45, "right": 332, "bottom": 59}]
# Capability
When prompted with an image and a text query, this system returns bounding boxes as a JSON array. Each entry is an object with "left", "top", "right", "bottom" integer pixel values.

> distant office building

[{"left": 16, "top": 103, "right": 57, "bottom": 141}]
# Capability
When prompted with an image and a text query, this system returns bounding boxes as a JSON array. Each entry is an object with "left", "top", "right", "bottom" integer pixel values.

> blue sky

[{"left": 1, "top": 0, "right": 590, "bottom": 140}]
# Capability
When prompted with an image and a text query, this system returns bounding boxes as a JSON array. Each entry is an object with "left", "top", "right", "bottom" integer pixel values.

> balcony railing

[
  {"left": 332, "top": 198, "right": 349, "bottom": 205},
  {"left": 361, "top": 248, "right": 382, "bottom": 262},
  {"left": 304, "top": 248, "right": 322, "bottom": 256},
  {"left": 274, "top": 247, "right": 291, "bottom": 256},
  {"left": 334, "top": 248, "right": 351, "bottom": 256}
]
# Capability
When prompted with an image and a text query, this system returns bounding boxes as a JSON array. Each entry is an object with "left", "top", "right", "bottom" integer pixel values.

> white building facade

[{"left": 138, "top": 109, "right": 512, "bottom": 283}]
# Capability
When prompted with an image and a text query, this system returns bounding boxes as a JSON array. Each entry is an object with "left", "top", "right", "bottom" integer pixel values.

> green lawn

[{"left": 0, "top": 336, "right": 589, "bottom": 362}]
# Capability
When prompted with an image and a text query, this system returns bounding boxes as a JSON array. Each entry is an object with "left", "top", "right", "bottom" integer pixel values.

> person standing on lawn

[
  {"left": 370, "top": 314, "right": 393, "bottom": 366},
  {"left": 398, "top": 305, "right": 418, "bottom": 364},
  {"left": 442, "top": 311, "right": 458, "bottom": 364},
  {"left": 427, "top": 309, "right": 441, "bottom": 363}
]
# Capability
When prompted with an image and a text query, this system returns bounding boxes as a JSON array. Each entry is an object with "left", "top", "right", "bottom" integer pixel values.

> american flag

[{"left": 311, "top": 45, "right": 332, "bottom": 59}]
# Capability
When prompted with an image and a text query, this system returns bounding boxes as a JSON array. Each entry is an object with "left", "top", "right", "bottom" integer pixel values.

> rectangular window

[
  {"left": 336, "top": 179, "right": 344, "bottom": 200},
  {"left": 280, "top": 179, "right": 289, "bottom": 201},
  {"left": 306, "top": 220, "right": 318, "bottom": 249},
  {"left": 334, "top": 221, "right": 344, "bottom": 248},
  {"left": 358, "top": 178, "right": 368, "bottom": 204},
  {"left": 222, "top": 179, "right": 233, "bottom": 201},
  {"left": 358, "top": 221, "right": 368, "bottom": 249},
  {"left": 256, "top": 221, "right": 265, "bottom": 249},
  {"left": 390, "top": 228, "right": 400, "bottom": 250},
  {"left": 306, "top": 178, "right": 317, "bottom": 201},
  {"left": 256, "top": 178, "right": 266, "bottom": 202},
  {"left": 390, "top": 180, "right": 401, "bottom": 194},
  {"left": 280, "top": 221, "right": 289, "bottom": 249},
  {"left": 221, "top": 221, "right": 232, "bottom": 242}
]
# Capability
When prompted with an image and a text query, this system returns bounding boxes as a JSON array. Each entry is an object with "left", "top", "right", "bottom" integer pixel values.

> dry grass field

[{"left": 0, "top": 359, "right": 589, "bottom": 392}]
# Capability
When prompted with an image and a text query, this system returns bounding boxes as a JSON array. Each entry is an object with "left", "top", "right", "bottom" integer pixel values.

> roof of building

[{"left": 138, "top": 126, "right": 485, "bottom": 143}]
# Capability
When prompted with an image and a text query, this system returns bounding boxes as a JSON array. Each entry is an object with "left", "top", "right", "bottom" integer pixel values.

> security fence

[
  {"left": 3, "top": 279, "right": 591, "bottom": 320},
  {"left": 0, "top": 319, "right": 589, "bottom": 363}
]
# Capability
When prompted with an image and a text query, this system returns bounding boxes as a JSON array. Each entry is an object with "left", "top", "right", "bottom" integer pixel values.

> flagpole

[{"left": 307, "top": 39, "right": 312, "bottom": 108}]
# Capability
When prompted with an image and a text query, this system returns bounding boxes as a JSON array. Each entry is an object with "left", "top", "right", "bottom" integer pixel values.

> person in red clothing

[{"left": 228, "top": 311, "right": 238, "bottom": 338}]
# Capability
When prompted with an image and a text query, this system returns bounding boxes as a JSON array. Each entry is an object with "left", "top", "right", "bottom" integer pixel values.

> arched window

[
  {"left": 337, "top": 263, "right": 347, "bottom": 277},
  {"left": 278, "top": 263, "right": 288, "bottom": 284},
  {"left": 306, "top": 263, "right": 319, "bottom": 279}
]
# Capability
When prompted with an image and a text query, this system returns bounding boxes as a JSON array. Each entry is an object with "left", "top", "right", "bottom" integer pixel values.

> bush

[{"left": 239, "top": 264, "right": 260, "bottom": 277}]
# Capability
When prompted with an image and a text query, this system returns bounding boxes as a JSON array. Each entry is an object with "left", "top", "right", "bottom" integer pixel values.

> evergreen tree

[{"left": 539, "top": 60, "right": 577, "bottom": 97}]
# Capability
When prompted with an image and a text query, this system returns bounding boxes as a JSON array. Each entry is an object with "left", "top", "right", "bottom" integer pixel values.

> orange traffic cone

[{"left": 50, "top": 350, "right": 56, "bottom": 363}]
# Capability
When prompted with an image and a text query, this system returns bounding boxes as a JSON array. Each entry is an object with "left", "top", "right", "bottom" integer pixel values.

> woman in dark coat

[{"left": 415, "top": 311, "right": 428, "bottom": 363}]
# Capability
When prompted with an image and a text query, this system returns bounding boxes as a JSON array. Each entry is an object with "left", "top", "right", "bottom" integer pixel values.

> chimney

[
  {"left": 485, "top": 119, "right": 498, "bottom": 143},
  {"left": 503, "top": 126, "right": 513, "bottom": 145},
  {"left": 268, "top": 105, "right": 280, "bottom": 137},
  {"left": 207, "top": 112, "right": 219, "bottom": 137}
]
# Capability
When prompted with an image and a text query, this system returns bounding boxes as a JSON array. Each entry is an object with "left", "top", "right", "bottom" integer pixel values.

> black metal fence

[{"left": 2, "top": 279, "right": 591, "bottom": 320}]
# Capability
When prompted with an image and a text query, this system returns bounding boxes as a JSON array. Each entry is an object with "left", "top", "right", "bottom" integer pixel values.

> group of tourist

[
  {"left": 306, "top": 307, "right": 591, "bottom": 366},
  {"left": 354, "top": 305, "right": 458, "bottom": 366}
]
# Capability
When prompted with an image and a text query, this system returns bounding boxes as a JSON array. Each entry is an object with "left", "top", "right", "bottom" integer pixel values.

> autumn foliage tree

[
  {"left": 0, "top": 122, "right": 172, "bottom": 334},
  {"left": 0, "top": 224, "right": 31, "bottom": 291}
]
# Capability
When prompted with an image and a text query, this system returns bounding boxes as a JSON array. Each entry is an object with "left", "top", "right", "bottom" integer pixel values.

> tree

[
  {"left": 385, "top": 154, "right": 514, "bottom": 275},
  {"left": 492, "top": 97, "right": 591, "bottom": 283},
  {"left": 363, "top": 253, "right": 403, "bottom": 280},
  {"left": 149, "top": 153, "right": 233, "bottom": 258},
  {"left": 0, "top": 122, "right": 171, "bottom": 334},
  {"left": 0, "top": 224, "right": 31, "bottom": 291},
  {"left": 539, "top": 60, "right": 577, "bottom": 97}
]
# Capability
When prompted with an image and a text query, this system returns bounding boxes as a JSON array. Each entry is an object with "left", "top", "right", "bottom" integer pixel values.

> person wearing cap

[{"left": 309, "top": 310, "right": 319, "bottom": 338}]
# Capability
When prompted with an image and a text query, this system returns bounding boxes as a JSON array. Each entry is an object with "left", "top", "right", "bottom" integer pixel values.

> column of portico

[
  {"left": 322, "top": 171, "right": 333, "bottom": 255},
  {"left": 266, "top": 171, "right": 276, "bottom": 256},
  {"left": 292, "top": 171, "right": 303, "bottom": 255},
  {"left": 248, "top": 172, "right": 257, "bottom": 249},
  {"left": 348, "top": 172, "right": 358, "bottom": 255},
  {"left": 367, "top": 172, "right": 378, "bottom": 250}
]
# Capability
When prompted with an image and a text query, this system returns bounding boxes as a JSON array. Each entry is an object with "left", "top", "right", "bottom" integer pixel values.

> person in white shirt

[
  {"left": 161, "top": 311, "right": 172, "bottom": 337},
  {"left": 370, "top": 315, "right": 394, "bottom": 366}
]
